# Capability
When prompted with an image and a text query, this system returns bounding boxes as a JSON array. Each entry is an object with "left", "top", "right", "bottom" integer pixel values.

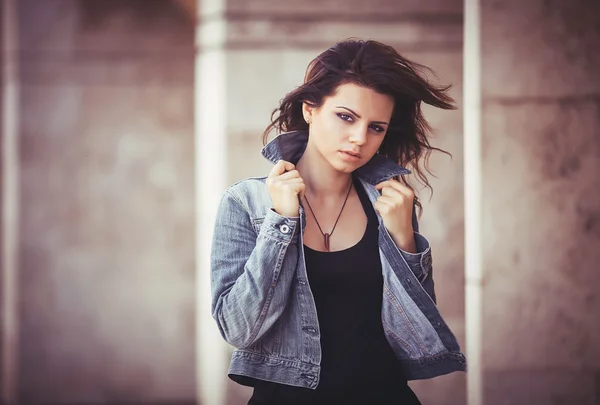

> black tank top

[{"left": 248, "top": 175, "right": 421, "bottom": 405}]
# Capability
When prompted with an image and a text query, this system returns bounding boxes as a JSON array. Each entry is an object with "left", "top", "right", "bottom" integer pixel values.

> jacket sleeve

[
  {"left": 210, "top": 190, "right": 300, "bottom": 349},
  {"left": 394, "top": 209, "right": 437, "bottom": 303}
]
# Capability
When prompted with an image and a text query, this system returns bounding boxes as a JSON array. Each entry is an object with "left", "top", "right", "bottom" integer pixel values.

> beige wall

[
  {"left": 481, "top": 0, "right": 600, "bottom": 404},
  {"left": 14, "top": 1, "right": 196, "bottom": 403}
]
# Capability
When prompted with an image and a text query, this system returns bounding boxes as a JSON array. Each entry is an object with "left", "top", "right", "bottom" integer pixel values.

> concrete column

[
  {"left": 195, "top": 2, "right": 230, "bottom": 405},
  {"left": 195, "top": 1, "right": 466, "bottom": 404},
  {"left": 1, "top": 0, "right": 20, "bottom": 403},
  {"left": 463, "top": 0, "right": 483, "bottom": 404},
  {"left": 481, "top": 0, "right": 600, "bottom": 403}
]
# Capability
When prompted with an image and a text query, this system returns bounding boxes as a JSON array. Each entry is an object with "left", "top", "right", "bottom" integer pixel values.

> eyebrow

[{"left": 335, "top": 106, "right": 389, "bottom": 125}]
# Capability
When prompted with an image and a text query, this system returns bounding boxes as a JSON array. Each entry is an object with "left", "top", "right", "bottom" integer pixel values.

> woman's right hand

[{"left": 266, "top": 160, "right": 305, "bottom": 217}]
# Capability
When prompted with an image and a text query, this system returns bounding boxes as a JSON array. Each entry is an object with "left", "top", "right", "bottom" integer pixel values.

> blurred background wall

[
  {"left": 480, "top": 0, "right": 600, "bottom": 404},
  {"left": 0, "top": 0, "right": 598, "bottom": 404},
  {"left": 4, "top": 1, "right": 196, "bottom": 404}
]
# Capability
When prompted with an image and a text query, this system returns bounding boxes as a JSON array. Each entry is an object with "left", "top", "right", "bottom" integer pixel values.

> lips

[{"left": 341, "top": 150, "right": 361, "bottom": 158}]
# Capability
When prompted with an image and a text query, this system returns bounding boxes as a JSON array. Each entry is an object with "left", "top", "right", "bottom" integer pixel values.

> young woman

[{"left": 210, "top": 39, "right": 466, "bottom": 404}]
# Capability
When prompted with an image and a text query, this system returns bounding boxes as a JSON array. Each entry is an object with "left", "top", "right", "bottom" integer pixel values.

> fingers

[
  {"left": 278, "top": 179, "right": 305, "bottom": 190},
  {"left": 380, "top": 185, "right": 404, "bottom": 199},
  {"left": 278, "top": 170, "right": 302, "bottom": 181},
  {"left": 267, "top": 169, "right": 303, "bottom": 188},
  {"left": 295, "top": 182, "right": 306, "bottom": 200},
  {"left": 374, "top": 195, "right": 413, "bottom": 216},
  {"left": 373, "top": 197, "right": 393, "bottom": 215},
  {"left": 267, "top": 161, "right": 302, "bottom": 191},
  {"left": 266, "top": 161, "right": 305, "bottom": 216},
  {"left": 277, "top": 178, "right": 305, "bottom": 190},
  {"left": 269, "top": 160, "right": 296, "bottom": 177},
  {"left": 375, "top": 179, "right": 413, "bottom": 194},
  {"left": 375, "top": 180, "right": 414, "bottom": 200}
]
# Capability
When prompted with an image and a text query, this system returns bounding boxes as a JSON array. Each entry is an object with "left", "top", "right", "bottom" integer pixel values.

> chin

[{"left": 331, "top": 159, "right": 361, "bottom": 174}]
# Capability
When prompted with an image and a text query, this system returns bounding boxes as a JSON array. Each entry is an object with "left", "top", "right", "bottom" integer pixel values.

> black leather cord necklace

[{"left": 304, "top": 180, "right": 353, "bottom": 252}]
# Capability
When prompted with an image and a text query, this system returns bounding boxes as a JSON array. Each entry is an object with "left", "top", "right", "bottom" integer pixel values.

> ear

[{"left": 302, "top": 102, "right": 315, "bottom": 124}]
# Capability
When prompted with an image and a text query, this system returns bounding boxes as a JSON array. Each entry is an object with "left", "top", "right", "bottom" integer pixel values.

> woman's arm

[
  {"left": 382, "top": 207, "right": 437, "bottom": 303},
  {"left": 374, "top": 180, "right": 437, "bottom": 303},
  {"left": 210, "top": 190, "right": 300, "bottom": 349},
  {"left": 394, "top": 209, "right": 436, "bottom": 303}
]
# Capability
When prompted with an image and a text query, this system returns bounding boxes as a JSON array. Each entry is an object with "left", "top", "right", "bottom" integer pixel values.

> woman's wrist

[{"left": 389, "top": 229, "right": 417, "bottom": 253}]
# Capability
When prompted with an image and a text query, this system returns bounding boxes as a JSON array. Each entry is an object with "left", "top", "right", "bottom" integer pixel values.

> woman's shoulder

[
  {"left": 222, "top": 176, "right": 271, "bottom": 213},
  {"left": 226, "top": 176, "right": 268, "bottom": 196}
]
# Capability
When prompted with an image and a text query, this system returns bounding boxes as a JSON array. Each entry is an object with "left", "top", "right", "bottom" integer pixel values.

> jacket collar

[{"left": 260, "top": 130, "right": 411, "bottom": 185}]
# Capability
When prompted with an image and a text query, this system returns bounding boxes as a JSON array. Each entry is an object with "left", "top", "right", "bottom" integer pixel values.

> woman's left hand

[{"left": 374, "top": 179, "right": 417, "bottom": 253}]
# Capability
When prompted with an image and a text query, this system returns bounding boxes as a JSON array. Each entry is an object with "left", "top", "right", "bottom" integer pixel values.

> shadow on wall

[{"left": 79, "top": 0, "right": 193, "bottom": 28}]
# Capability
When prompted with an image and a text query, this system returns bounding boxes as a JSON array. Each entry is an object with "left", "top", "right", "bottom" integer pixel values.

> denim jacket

[{"left": 210, "top": 130, "right": 467, "bottom": 389}]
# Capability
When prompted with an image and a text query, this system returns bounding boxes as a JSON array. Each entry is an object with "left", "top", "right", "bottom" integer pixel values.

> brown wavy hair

[{"left": 263, "top": 39, "right": 455, "bottom": 213}]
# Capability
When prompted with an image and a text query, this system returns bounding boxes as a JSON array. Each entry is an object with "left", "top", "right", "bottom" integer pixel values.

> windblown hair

[{"left": 263, "top": 39, "right": 455, "bottom": 213}]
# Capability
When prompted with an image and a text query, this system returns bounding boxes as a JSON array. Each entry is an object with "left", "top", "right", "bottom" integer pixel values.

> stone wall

[
  {"left": 15, "top": 1, "right": 196, "bottom": 403},
  {"left": 481, "top": 0, "right": 600, "bottom": 403}
]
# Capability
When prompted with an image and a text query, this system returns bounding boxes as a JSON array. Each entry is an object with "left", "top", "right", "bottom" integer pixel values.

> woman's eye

[
  {"left": 370, "top": 124, "right": 385, "bottom": 133},
  {"left": 337, "top": 113, "right": 354, "bottom": 122}
]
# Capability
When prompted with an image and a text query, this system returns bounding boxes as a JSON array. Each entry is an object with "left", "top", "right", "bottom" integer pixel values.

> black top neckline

[{"left": 303, "top": 175, "right": 376, "bottom": 255}]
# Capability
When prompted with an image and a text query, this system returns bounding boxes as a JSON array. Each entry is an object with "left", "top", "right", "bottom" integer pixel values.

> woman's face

[{"left": 303, "top": 82, "right": 394, "bottom": 173}]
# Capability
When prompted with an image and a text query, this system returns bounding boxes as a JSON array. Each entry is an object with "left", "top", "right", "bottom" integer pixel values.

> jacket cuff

[
  {"left": 259, "top": 208, "right": 300, "bottom": 244},
  {"left": 398, "top": 232, "right": 433, "bottom": 281}
]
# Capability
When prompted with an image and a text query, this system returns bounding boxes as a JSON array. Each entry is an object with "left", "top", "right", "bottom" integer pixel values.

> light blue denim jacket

[{"left": 210, "top": 130, "right": 466, "bottom": 389}]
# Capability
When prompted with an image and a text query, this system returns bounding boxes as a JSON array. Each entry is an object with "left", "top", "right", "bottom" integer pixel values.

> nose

[{"left": 349, "top": 126, "right": 368, "bottom": 146}]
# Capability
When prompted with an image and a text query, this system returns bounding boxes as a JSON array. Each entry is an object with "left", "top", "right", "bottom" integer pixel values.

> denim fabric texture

[{"left": 210, "top": 130, "right": 467, "bottom": 389}]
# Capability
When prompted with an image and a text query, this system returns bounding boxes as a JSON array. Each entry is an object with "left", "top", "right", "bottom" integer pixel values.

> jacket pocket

[
  {"left": 256, "top": 318, "right": 282, "bottom": 356},
  {"left": 381, "top": 281, "right": 447, "bottom": 359}
]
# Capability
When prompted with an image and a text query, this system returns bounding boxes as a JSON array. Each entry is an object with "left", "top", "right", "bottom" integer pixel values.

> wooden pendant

[{"left": 324, "top": 233, "right": 330, "bottom": 251}]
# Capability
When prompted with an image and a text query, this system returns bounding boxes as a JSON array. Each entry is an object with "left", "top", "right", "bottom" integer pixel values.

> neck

[{"left": 296, "top": 144, "right": 353, "bottom": 200}]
